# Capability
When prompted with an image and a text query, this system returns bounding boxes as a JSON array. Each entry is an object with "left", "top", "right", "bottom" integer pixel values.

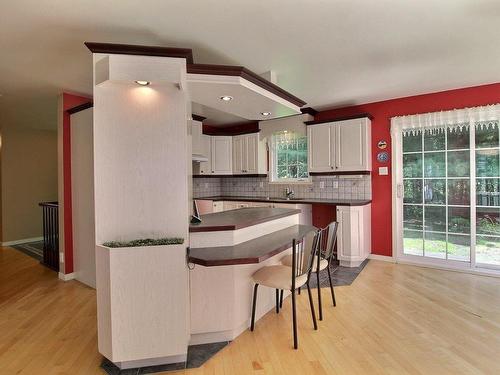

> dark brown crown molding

[
  {"left": 187, "top": 64, "right": 306, "bottom": 108},
  {"left": 192, "top": 114, "right": 206, "bottom": 122},
  {"left": 305, "top": 112, "right": 373, "bottom": 125},
  {"left": 203, "top": 121, "right": 260, "bottom": 136},
  {"left": 84, "top": 42, "right": 194, "bottom": 64},
  {"left": 67, "top": 102, "right": 93, "bottom": 115},
  {"left": 300, "top": 107, "right": 318, "bottom": 116}
]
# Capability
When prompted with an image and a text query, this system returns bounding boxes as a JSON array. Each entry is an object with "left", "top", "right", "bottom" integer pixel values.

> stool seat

[
  {"left": 252, "top": 265, "right": 308, "bottom": 291},
  {"left": 281, "top": 254, "right": 329, "bottom": 271}
]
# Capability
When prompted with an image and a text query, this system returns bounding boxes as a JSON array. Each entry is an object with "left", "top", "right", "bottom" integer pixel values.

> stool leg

[
  {"left": 327, "top": 264, "right": 337, "bottom": 307},
  {"left": 275, "top": 289, "right": 280, "bottom": 313},
  {"left": 291, "top": 287, "right": 298, "bottom": 349},
  {"left": 306, "top": 281, "right": 318, "bottom": 330},
  {"left": 251, "top": 284, "right": 259, "bottom": 331},
  {"left": 279, "top": 289, "right": 284, "bottom": 308},
  {"left": 317, "top": 270, "right": 323, "bottom": 321},
  {"left": 298, "top": 286, "right": 301, "bottom": 295}
]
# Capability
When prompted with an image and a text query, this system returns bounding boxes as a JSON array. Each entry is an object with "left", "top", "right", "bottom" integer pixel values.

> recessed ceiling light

[
  {"left": 135, "top": 80, "right": 150, "bottom": 86},
  {"left": 220, "top": 96, "right": 233, "bottom": 101},
  {"left": 261, "top": 112, "right": 271, "bottom": 116}
]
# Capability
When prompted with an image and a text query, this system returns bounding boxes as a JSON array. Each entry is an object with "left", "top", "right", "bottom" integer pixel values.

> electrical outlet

[
  {"left": 204, "top": 183, "right": 209, "bottom": 188},
  {"left": 333, "top": 181, "right": 339, "bottom": 189},
  {"left": 259, "top": 182, "right": 264, "bottom": 188},
  {"left": 320, "top": 181, "right": 325, "bottom": 189}
]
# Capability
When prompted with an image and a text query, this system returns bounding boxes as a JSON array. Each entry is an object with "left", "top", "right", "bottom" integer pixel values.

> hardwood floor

[{"left": 1, "top": 246, "right": 499, "bottom": 375}]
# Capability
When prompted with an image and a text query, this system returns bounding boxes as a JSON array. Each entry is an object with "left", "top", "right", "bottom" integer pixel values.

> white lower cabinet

[{"left": 336, "top": 204, "right": 371, "bottom": 267}]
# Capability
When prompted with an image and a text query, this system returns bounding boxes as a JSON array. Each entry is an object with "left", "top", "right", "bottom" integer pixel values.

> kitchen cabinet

[
  {"left": 232, "top": 133, "right": 267, "bottom": 175},
  {"left": 211, "top": 136, "right": 232, "bottom": 175},
  {"left": 308, "top": 117, "right": 371, "bottom": 173},
  {"left": 198, "top": 134, "right": 212, "bottom": 175},
  {"left": 191, "top": 120, "right": 203, "bottom": 156},
  {"left": 336, "top": 204, "right": 371, "bottom": 267}
]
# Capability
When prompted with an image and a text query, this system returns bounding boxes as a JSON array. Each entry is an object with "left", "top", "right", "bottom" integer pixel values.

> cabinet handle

[{"left": 330, "top": 166, "right": 334, "bottom": 170}]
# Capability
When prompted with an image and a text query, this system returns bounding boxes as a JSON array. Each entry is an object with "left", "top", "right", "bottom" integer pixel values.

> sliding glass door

[{"left": 394, "top": 116, "right": 499, "bottom": 271}]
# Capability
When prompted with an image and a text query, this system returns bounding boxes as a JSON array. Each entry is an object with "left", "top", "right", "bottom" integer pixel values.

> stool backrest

[
  {"left": 291, "top": 230, "right": 320, "bottom": 290},
  {"left": 320, "top": 221, "right": 338, "bottom": 261}
]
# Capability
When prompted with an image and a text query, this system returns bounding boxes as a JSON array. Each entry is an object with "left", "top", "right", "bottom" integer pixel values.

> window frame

[{"left": 269, "top": 131, "right": 311, "bottom": 184}]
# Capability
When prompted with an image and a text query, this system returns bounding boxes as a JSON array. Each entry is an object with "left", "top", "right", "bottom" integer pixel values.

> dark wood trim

[
  {"left": 84, "top": 42, "right": 194, "bottom": 64},
  {"left": 192, "top": 114, "right": 206, "bottom": 122},
  {"left": 194, "top": 196, "right": 372, "bottom": 206},
  {"left": 305, "top": 113, "right": 373, "bottom": 125},
  {"left": 67, "top": 102, "right": 93, "bottom": 115},
  {"left": 300, "top": 107, "right": 318, "bottom": 116},
  {"left": 193, "top": 174, "right": 267, "bottom": 178},
  {"left": 203, "top": 121, "right": 260, "bottom": 136},
  {"left": 309, "top": 171, "right": 371, "bottom": 176},
  {"left": 187, "top": 63, "right": 306, "bottom": 107}
]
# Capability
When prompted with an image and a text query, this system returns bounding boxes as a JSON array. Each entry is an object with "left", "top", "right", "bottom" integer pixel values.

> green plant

[{"left": 103, "top": 237, "right": 184, "bottom": 248}]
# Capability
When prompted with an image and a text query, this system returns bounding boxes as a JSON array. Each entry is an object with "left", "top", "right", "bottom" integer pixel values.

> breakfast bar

[{"left": 188, "top": 207, "right": 315, "bottom": 344}]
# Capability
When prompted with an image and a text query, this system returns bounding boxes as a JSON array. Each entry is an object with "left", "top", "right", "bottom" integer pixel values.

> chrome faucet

[{"left": 285, "top": 187, "right": 295, "bottom": 200}]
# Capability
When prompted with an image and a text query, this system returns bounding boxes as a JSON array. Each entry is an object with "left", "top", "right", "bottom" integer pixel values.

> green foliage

[{"left": 103, "top": 237, "right": 184, "bottom": 248}]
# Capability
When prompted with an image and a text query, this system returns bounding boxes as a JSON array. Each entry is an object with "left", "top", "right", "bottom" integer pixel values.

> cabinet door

[
  {"left": 232, "top": 135, "right": 244, "bottom": 174},
  {"left": 308, "top": 125, "right": 333, "bottom": 172},
  {"left": 335, "top": 118, "right": 369, "bottom": 171},
  {"left": 198, "top": 135, "right": 212, "bottom": 175},
  {"left": 245, "top": 134, "right": 259, "bottom": 174},
  {"left": 191, "top": 120, "right": 203, "bottom": 155},
  {"left": 211, "top": 136, "right": 232, "bottom": 174}
]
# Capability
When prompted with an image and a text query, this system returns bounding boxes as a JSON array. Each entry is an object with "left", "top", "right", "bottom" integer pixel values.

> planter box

[{"left": 96, "top": 244, "right": 189, "bottom": 369}]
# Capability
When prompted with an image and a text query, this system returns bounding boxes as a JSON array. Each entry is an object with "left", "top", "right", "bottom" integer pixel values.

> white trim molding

[
  {"left": 368, "top": 254, "right": 395, "bottom": 263},
  {"left": 58, "top": 272, "right": 75, "bottom": 281},
  {"left": 2, "top": 236, "right": 43, "bottom": 246}
]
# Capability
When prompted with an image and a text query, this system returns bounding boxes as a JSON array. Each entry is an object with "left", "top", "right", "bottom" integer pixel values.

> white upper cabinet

[
  {"left": 335, "top": 118, "right": 371, "bottom": 172},
  {"left": 191, "top": 120, "right": 203, "bottom": 156},
  {"left": 232, "top": 133, "right": 266, "bottom": 175},
  {"left": 307, "top": 117, "right": 371, "bottom": 173},
  {"left": 198, "top": 134, "right": 212, "bottom": 175},
  {"left": 211, "top": 136, "right": 232, "bottom": 174},
  {"left": 308, "top": 124, "right": 333, "bottom": 172}
]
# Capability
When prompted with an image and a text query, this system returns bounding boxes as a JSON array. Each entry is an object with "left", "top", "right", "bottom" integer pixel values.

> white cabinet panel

[
  {"left": 307, "top": 117, "right": 371, "bottom": 174},
  {"left": 232, "top": 133, "right": 266, "bottom": 175},
  {"left": 211, "top": 136, "right": 232, "bottom": 174},
  {"left": 232, "top": 135, "right": 244, "bottom": 174},
  {"left": 198, "top": 134, "right": 212, "bottom": 175},
  {"left": 336, "top": 204, "right": 371, "bottom": 267},
  {"left": 308, "top": 125, "right": 332, "bottom": 172},
  {"left": 191, "top": 120, "right": 203, "bottom": 156},
  {"left": 335, "top": 118, "right": 371, "bottom": 172},
  {"left": 245, "top": 134, "right": 259, "bottom": 174}
]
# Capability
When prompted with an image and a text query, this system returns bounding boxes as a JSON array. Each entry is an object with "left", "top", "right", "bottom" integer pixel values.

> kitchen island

[{"left": 188, "top": 207, "right": 315, "bottom": 344}]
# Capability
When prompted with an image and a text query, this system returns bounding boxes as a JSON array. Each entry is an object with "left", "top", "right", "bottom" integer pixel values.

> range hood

[{"left": 192, "top": 153, "right": 208, "bottom": 162}]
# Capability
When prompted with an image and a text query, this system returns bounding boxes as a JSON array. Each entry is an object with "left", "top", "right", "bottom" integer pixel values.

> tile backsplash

[{"left": 193, "top": 175, "right": 371, "bottom": 200}]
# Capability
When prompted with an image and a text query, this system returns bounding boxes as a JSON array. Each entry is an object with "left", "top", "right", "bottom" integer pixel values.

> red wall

[
  {"left": 314, "top": 83, "right": 500, "bottom": 257},
  {"left": 62, "top": 93, "right": 92, "bottom": 274}
]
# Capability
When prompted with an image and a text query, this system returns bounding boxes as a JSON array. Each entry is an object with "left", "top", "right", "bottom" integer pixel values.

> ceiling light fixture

[
  {"left": 261, "top": 112, "right": 271, "bottom": 116},
  {"left": 220, "top": 96, "right": 233, "bottom": 101},
  {"left": 135, "top": 80, "right": 150, "bottom": 86}
]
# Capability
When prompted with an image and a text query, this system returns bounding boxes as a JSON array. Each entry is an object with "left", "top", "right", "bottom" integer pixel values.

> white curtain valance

[
  {"left": 390, "top": 104, "right": 500, "bottom": 136},
  {"left": 259, "top": 114, "right": 313, "bottom": 140}
]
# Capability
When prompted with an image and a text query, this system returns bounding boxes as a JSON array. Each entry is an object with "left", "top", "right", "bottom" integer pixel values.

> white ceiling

[{"left": 1, "top": 0, "right": 500, "bottom": 128}]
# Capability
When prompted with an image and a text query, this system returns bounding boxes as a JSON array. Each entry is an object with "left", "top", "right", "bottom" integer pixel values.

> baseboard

[
  {"left": 58, "top": 272, "right": 75, "bottom": 281},
  {"left": 2, "top": 236, "right": 43, "bottom": 246},
  {"left": 368, "top": 254, "right": 396, "bottom": 263}
]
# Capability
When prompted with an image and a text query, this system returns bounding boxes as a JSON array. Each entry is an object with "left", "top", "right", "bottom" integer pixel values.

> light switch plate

[
  {"left": 320, "top": 181, "right": 325, "bottom": 189},
  {"left": 259, "top": 182, "right": 264, "bottom": 188},
  {"left": 333, "top": 181, "right": 339, "bottom": 189},
  {"left": 379, "top": 167, "right": 389, "bottom": 175}
]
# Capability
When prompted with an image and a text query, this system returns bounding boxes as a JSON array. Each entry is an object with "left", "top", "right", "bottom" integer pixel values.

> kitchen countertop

[
  {"left": 189, "top": 207, "right": 301, "bottom": 232},
  {"left": 189, "top": 224, "right": 316, "bottom": 266},
  {"left": 196, "top": 196, "right": 372, "bottom": 206}
]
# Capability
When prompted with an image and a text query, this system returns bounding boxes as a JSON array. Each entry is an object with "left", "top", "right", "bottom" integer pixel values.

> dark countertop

[
  {"left": 196, "top": 196, "right": 372, "bottom": 206},
  {"left": 189, "top": 224, "right": 316, "bottom": 266},
  {"left": 189, "top": 207, "right": 301, "bottom": 233}
]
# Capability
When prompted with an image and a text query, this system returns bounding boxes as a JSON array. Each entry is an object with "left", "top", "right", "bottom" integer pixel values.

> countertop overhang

[
  {"left": 189, "top": 207, "right": 300, "bottom": 232},
  {"left": 196, "top": 196, "right": 372, "bottom": 206},
  {"left": 188, "top": 224, "right": 316, "bottom": 266}
]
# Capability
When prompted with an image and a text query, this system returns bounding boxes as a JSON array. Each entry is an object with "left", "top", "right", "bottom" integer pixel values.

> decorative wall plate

[
  {"left": 377, "top": 140, "right": 388, "bottom": 149},
  {"left": 377, "top": 151, "right": 389, "bottom": 163}
]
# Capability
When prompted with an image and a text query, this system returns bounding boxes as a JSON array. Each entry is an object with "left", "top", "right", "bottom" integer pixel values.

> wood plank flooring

[{"left": 1, "top": 246, "right": 499, "bottom": 375}]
